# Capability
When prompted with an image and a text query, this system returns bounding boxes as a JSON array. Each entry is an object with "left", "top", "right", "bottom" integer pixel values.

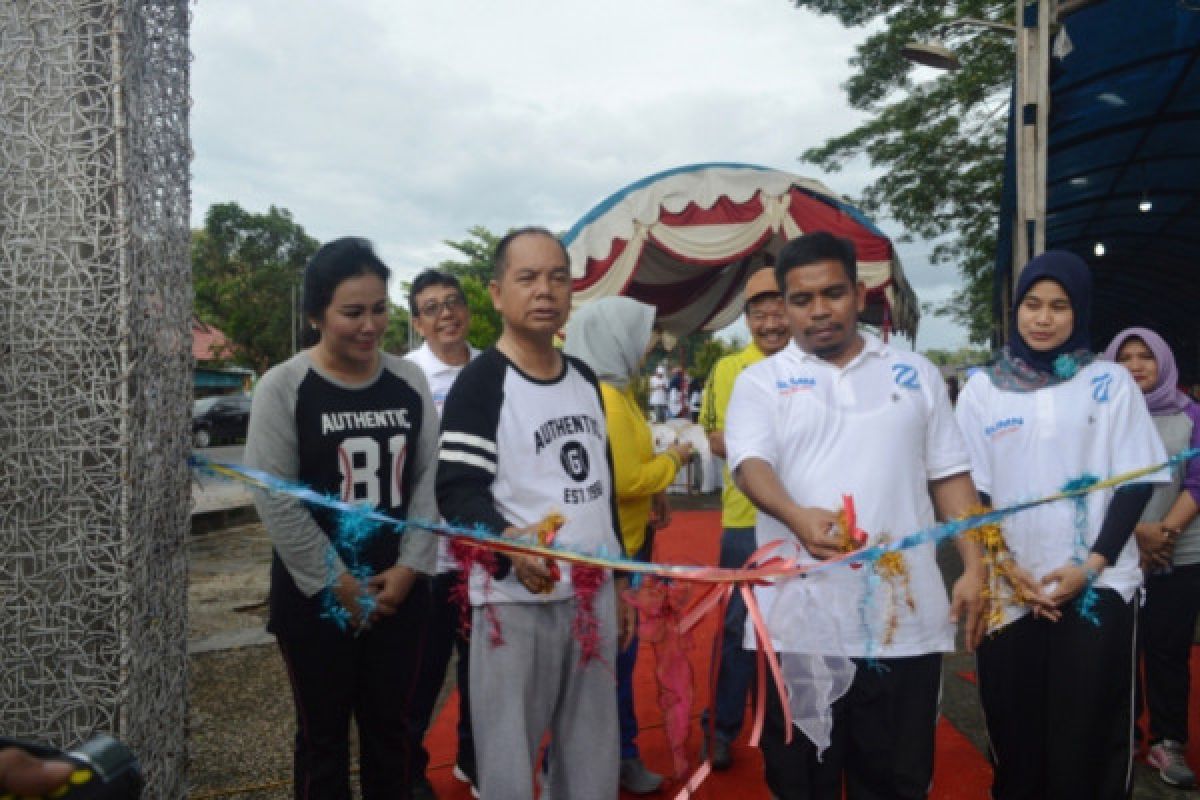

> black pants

[
  {"left": 276, "top": 580, "right": 430, "bottom": 800},
  {"left": 977, "top": 589, "right": 1136, "bottom": 800},
  {"left": 761, "top": 653, "right": 942, "bottom": 800},
  {"left": 1140, "top": 563, "right": 1200, "bottom": 744},
  {"left": 405, "top": 570, "right": 474, "bottom": 778}
]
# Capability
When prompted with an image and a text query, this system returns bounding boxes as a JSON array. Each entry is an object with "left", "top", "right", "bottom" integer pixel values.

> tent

[{"left": 563, "top": 163, "right": 920, "bottom": 340}]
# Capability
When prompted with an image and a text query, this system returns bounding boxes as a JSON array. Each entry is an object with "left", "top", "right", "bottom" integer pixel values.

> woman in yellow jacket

[{"left": 565, "top": 296, "right": 692, "bottom": 794}]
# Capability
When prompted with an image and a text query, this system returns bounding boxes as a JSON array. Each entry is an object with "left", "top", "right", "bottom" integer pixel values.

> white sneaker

[{"left": 1147, "top": 740, "right": 1197, "bottom": 787}]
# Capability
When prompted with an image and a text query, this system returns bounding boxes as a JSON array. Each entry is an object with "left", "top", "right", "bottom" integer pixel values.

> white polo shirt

[
  {"left": 726, "top": 333, "right": 969, "bottom": 658},
  {"left": 405, "top": 341, "right": 479, "bottom": 573},
  {"left": 405, "top": 341, "right": 480, "bottom": 416},
  {"left": 955, "top": 361, "right": 1168, "bottom": 624}
]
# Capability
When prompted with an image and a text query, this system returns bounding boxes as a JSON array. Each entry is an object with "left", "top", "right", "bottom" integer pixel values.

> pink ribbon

[{"left": 671, "top": 541, "right": 798, "bottom": 796}]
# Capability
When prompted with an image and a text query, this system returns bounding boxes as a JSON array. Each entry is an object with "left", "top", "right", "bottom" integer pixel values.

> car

[{"left": 192, "top": 393, "right": 252, "bottom": 449}]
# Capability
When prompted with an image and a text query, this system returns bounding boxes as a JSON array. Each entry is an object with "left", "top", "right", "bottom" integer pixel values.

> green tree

[
  {"left": 922, "top": 346, "right": 992, "bottom": 368},
  {"left": 435, "top": 224, "right": 500, "bottom": 283},
  {"left": 794, "top": 1, "right": 1013, "bottom": 344},
  {"left": 381, "top": 301, "right": 412, "bottom": 355},
  {"left": 192, "top": 203, "right": 320, "bottom": 372},
  {"left": 691, "top": 336, "right": 735, "bottom": 382},
  {"left": 427, "top": 226, "right": 504, "bottom": 349}
]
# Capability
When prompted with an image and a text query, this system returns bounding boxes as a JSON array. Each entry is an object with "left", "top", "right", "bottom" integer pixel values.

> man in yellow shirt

[{"left": 698, "top": 262, "right": 788, "bottom": 769}]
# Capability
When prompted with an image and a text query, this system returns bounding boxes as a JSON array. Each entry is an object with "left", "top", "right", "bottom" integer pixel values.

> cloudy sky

[{"left": 190, "top": 0, "right": 970, "bottom": 350}]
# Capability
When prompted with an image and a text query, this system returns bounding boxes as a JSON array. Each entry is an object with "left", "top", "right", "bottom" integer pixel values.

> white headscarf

[{"left": 563, "top": 297, "right": 656, "bottom": 389}]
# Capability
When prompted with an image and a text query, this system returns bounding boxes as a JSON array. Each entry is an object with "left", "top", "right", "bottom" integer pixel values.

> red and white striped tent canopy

[{"left": 563, "top": 163, "right": 919, "bottom": 340}]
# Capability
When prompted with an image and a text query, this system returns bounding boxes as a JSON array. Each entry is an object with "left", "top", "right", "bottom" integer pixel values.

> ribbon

[{"left": 194, "top": 448, "right": 1197, "bottom": 586}]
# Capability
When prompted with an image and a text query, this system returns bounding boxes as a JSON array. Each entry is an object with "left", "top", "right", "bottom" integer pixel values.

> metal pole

[{"left": 1013, "top": 0, "right": 1052, "bottom": 288}]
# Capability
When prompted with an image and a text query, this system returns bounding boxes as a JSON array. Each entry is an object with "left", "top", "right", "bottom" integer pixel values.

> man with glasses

[
  {"left": 404, "top": 269, "right": 480, "bottom": 799},
  {"left": 697, "top": 258, "right": 789, "bottom": 769}
]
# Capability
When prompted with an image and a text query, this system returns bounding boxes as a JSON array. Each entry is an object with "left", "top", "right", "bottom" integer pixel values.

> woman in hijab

[
  {"left": 1104, "top": 327, "right": 1200, "bottom": 788},
  {"left": 564, "top": 297, "right": 691, "bottom": 795},
  {"left": 955, "top": 250, "right": 1168, "bottom": 799}
]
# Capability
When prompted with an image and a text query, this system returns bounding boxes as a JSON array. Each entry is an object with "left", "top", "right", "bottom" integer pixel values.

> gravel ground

[{"left": 188, "top": 523, "right": 298, "bottom": 799}]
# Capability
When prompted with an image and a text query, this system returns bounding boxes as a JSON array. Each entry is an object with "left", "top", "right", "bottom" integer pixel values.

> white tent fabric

[{"left": 564, "top": 163, "right": 919, "bottom": 340}]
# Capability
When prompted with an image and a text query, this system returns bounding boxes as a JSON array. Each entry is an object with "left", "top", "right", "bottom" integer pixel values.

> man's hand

[
  {"left": 504, "top": 525, "right": 559, "bottom": 594},
  {"left": 782, "top": 506, "right": 844, "bottom": 560},
  {"left": 616, "top": 579, "right": 637, "bottom": 651},
  {"left": 513, "top": 554, "right": 557, "bottom": 594},
  {"left": 949, "top": 567, "right": 986, "bottom": 652},
  {"left": 0, "top": 748, "right": 73, "bottom": 795},
  {"left": 368, "top": 565, "right": 417, "bottom": 622}
]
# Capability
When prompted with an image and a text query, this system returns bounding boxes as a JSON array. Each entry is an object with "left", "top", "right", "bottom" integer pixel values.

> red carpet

[{"left": 418, "top": 510, "right": 995, "bottom": 797}]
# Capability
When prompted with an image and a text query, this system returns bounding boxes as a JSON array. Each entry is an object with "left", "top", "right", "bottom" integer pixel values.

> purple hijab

[{"left": 1103, "top": 327, "right": 1192, "bottom": 416}]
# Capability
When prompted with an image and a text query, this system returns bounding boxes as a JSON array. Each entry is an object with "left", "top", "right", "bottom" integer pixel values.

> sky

[{"left": 189, "top": 0, "right": 971, "bottom": 351}]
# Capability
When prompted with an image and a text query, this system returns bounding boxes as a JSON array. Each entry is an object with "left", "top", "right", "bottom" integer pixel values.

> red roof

[{"left": 192, "top": 318, "right": 235, "bottom": 362}]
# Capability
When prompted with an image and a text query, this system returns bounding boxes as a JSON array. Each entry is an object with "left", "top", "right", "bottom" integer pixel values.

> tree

[
  {"left": 427, "top": 226, "right": 504, "bottom": 349},
  {"left": 381, "top": 302, "right": 412, "bottom": 355},
  {"left": 691, "top": 336, "right": 735, "bottom": 383},
  {"left": 793, "top": 1, "right": 1013, "bottom": 344},
  {"left": 922, "top": 346, "right": 992, "bottom": 368},
  {"left": 436, "top": 225, "right": 500, "bottom": 283},
  {"left": 192, "top": 203, "right": 320, "bottom": 372}
]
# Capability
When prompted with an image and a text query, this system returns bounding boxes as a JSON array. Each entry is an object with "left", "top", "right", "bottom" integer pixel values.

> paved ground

[
  {"left": 187, "top": 490, "right": 1193, "bottom": 798},
  {"left": 191, "top": 445, "right": 254, "bottom": 516}
]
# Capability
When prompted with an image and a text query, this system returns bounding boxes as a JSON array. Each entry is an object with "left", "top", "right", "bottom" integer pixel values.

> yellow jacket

[{"left": 601, "top": 383, "right": 680, "bottom": 555}]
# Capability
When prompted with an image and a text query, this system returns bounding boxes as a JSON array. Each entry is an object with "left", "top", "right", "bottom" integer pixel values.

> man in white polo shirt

[
  {"left": 403, "top": 269, "right": 480, "bottom": 799},
  {"left": 724, "top": 231, "right": 986, "bottom": 800}
]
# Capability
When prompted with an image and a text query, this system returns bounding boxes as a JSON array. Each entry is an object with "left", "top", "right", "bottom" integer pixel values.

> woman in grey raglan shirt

[
  {"left": 245, "top": 237, "right": 439, "bottom": 800},
  {"left": 1105, "top": 327, "right": 1200, "bottom": 788}
]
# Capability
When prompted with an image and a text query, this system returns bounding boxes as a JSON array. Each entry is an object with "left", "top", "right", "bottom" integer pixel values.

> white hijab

[{"left": 563, "top": 297, "right": 656, "bottom": 389}]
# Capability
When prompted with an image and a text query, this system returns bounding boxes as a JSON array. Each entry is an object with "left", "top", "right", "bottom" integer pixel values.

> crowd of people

[{"left": 240, "top": 227, "right": 1199, "bottom": 800}]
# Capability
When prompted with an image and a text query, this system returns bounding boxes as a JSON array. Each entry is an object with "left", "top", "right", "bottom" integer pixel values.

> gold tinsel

[
  {"left": 836, "top": 505, "right": 913, "bottom": 647},
  {"left": 961, "top": 505, "right": 1029, "bottom": 634}
]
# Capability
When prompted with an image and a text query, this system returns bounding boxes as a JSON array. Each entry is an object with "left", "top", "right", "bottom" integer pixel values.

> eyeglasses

[
  {"left": 747, "top": 308, "right": 786, "bottom": 324},
  {"left": 418, "top": 295, "right": 466, "bottom": 318},
  {"left": 746, "top": 297, "right": 786, "bottom": 324}
]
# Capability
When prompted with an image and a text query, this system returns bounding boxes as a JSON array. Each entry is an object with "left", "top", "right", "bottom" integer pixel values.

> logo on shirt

[
  {"left": 775, "top": 375, "right": 816, "bottom": 395},
  {"left": 1091, "top": 372, "right": 1113, "bottom": 403},
  {"left": 560, "top": 441, "right": 591, "bottom": 482},
  {"left": 891, "top": 364, "right": 921, "bottom": 390},
  {"left": 984, "top": 417, "right": 1024, "bottom": 440},
  {"left": 560, "top": 441, "right": 606, "bottom": 504},
  {"left": 533, "top": 414, "right": 604, "bottom": 454}
]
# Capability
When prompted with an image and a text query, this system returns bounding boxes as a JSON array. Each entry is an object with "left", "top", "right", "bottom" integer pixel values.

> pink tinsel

[
  {"left": 625, "top": 577, "right": 695, "bottom": 778},
  {"left": 450, "top": 539, "right": 504, "bottom": 647},
  {"left": 569, "top": 563, "right": 608, "bottom": 667}
]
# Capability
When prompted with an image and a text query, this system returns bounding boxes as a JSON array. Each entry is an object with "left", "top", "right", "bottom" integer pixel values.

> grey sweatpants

[{"left": 470, "top": 587, "right": 619, "bottom": 800}]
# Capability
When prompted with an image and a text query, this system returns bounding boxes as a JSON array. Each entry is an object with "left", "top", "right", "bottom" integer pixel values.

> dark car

[{"left": 192, "top": 393, "right": 252, "bottom": 448}]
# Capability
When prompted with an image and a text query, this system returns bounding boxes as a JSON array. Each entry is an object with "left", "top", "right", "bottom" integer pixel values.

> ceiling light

[
  {"left": 1138, "top": 198, "right": 1153, "bottom": 213},
  {"left": 1094, "top": 242, "right": 1106, "bottom": 257}
]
